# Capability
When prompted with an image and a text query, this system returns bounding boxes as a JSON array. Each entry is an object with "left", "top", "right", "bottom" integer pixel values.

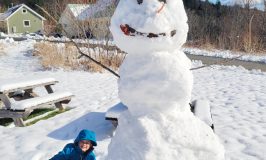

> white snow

[
  {"left": 184, "top": 47, "right": 266, "bottom": 64},
  {"left": 193, "top": 99, "right": 213, "bottom": 127},
  {"left": 0, "top": 31, "right": 266, "bottom": 160},
  {"left": 105, "top": 102, "right": 127, "bottom": 119},
  {"left": 12, "top": 91, "right": 73, "bottom": 110},
  {"left": 0, "top": 77, "right": 56, "bottom": 93},
  {"left": 108, "top": 0, "right": 224, "bottom": 159},
  {"left": 78, "top": 0, "right": 115, "bottom": 20},
  {"left": 68, "top": 4, "right": 90, "bottom": 18}
]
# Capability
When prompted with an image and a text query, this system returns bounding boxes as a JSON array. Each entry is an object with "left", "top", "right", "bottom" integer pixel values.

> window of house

[
  {"left": 23, "top": 20, "right": 30, "bottom": 27},
  {"left": 12, "top": 26, "right": 16, "bottom": 33},
  {"left": 22, "top": 9, "right": 27, "bottom": 14}
]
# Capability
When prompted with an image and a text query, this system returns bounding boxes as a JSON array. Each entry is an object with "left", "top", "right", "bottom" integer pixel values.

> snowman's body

[{"left": 107, "top": 0, "right": 225, "bottom": 159}]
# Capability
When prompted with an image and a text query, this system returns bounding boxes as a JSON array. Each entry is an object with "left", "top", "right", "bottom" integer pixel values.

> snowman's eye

[
  {"left": 137, "top": 0, "right": 143, "bottom": 4},
  {"left": 137, "top": 0, "right": 166, "bottom": 5},
  {"left": 159, "top": 0, "right": 166, "bottom": 3}
]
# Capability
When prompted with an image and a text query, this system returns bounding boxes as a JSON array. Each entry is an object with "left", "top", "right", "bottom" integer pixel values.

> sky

[
  {"left": 206, "top": 0, "right": 265, "bottom": 10},
  {"left": 0, "top": 38, "right": 265, "bottom": 160}
]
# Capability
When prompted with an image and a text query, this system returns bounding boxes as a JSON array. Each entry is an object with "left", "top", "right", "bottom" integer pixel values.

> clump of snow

[
  {"left": 109, "top": 109, "right": 224, "bottom": 159},
  {"left": 108, "top": 0, "right": 225, "bottom": 159},
  {"left": 0, "top": 37, "right": 14, "bottom": 44},
  {"left": 118, "top": 50, "right": 193, "bottom": 116},
  {"left": 0, "top": 32, "right": 7, "bottom": 37},
  {"left": 192, "top": 99, "right": 213, "bottom": 127}
]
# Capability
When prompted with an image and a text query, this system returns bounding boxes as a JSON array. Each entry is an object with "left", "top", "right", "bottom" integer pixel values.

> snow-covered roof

[
  {"left": 0, "top": 4, "right": 45, "bottom": 21},
  {"left": 65, "top": 0, "right": 116, "bottom": 21},
  {"left": 78, "top": 0, "right": 115, "bottom": 20},
  {"left": 67, "top": 4, "right": 90, "bottom": 18},
  {"left": 0, "top": 4, "right": 21, "bottom": 21},
  {"left": 0, "top": 13, "right": 3, "bottom": 21}
]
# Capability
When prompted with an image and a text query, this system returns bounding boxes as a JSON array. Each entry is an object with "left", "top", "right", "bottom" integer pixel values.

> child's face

[{"left": 78, "top": 140, "right": 92, "bottom": 152}]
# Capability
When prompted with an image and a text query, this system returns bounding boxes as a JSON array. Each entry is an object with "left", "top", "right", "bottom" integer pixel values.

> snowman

[{"left": 107, "top": 0, "right": 225, "bottom": 159}]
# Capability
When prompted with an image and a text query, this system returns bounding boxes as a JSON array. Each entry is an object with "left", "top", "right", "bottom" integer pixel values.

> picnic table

[{"left": 0, "top": 77, "right": 74, "bottom": 127}]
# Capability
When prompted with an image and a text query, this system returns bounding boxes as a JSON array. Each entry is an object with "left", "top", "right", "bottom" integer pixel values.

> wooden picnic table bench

[
  {"left": 0, "top": 77, "right": 74, "bottom": 127},
  {"left": 105, "top": 102, "right": 128, "bottom": 127}
]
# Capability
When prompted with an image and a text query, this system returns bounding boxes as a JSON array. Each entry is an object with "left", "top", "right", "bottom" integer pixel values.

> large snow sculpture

[{"left": 107, "top": 0, "right": 225, "bottom": 159}]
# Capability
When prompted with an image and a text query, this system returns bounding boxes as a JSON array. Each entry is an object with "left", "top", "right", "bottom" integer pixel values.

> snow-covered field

[{"left": 0, "top": 39, "right": 265, "bottom": 160}]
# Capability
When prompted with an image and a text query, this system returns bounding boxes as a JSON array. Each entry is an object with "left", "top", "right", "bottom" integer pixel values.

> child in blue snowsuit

[{"left": 50, "top": 129, "right": 97, "bottom": 160}]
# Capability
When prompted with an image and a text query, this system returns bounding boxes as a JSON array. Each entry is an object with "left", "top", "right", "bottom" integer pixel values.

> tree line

[{"left": 184, "top": 0, "right": 266, "bottom": 53}]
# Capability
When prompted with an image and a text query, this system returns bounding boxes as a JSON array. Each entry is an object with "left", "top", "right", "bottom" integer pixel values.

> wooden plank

[
  {"left": 0, "top": 100, "right": 3, "bottom": 109},
  {"left": 0, "top": 94, "right": 11, "bottom": 109},
  {"left": 13, "top": 118, "right": 25, "bottom": 127},
  {"left": 0, "top": 81, "right": 58, "bottom": 94},
  {"left": 0, "top": 109, "right": 32, "bottom": 118},
  {"left": 45, "top": 85, "right": 54, "bottom": 94},
  {"left": 12, "top": 92, "right": 74, "bottom": 110},
  {"left": 55, "top": 102, "right": 64, "bottom": 111}
]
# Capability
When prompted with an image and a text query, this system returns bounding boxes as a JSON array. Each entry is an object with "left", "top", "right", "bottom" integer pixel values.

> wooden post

[
  {"left": 45, "top": 85, "right": 64, "bottom": 110},
  {"left": 45, "top": 85, "right": 54, "bottom": 93},
  {"left": 0, "top": 94, "right": 11, "bottom": 109},
  {"left": 13, "top": 118, "right": 25, "bottom": 127},
  {"left": 0, "top": 100, "right": 3, "bottom": 109},
  {"left": 24, "top": 89, "right": 38, "bottom": 98},
  {"left": 55, "top": 103, "right": 65, "bottom": 111}
]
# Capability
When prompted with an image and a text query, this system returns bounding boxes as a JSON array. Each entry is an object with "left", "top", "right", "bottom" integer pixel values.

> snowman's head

[{"left": 110, "top": 0, "right": 188, "bottom": 54}]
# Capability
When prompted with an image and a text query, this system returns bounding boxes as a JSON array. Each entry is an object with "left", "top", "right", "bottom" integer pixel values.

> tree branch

[{"left": 35, "top": 4, "right": 120, "bottom": 78}]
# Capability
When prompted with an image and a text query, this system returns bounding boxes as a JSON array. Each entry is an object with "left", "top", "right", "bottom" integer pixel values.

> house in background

[
  {"left": 59, "top": 4, "right": 90, "bottom": 38},
  {"left": 59, "top": 0, "right": 117, "bottom": 39},
  {"left": 0, "top": 4, "right": 45, "bottom": 34}
]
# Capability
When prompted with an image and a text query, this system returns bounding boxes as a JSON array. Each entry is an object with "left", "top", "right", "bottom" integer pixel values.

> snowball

[
  {"left": 110, "top": 0, "right": 188, "bottom": 53},
  {"left": 118, "top": 50, "right": 193, "bottom": 116}
]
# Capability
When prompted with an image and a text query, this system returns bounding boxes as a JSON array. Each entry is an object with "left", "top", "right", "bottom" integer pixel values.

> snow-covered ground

[
  {"left": 0, "top": 39, "right": 266, "bottom": 160},
  {"left": 184, "top": 47, "right": 266, "bottom": 64}
]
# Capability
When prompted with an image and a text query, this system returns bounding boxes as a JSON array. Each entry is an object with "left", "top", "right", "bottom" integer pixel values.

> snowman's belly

[{"left": 118, "top": 51, "right": 193, "bottom": 115}]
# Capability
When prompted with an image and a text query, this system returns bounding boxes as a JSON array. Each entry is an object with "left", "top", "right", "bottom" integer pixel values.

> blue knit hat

[{"left": 74, "top": 129, "right": 97, "bottom": 146}]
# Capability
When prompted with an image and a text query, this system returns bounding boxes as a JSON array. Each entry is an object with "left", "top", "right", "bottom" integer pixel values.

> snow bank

[{"left": 0, "top": 37, "right": 14, "bottom": 44}]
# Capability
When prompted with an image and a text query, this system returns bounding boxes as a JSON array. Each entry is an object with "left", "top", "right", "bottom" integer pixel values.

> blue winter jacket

[{"left": 50, "top": 129, "right": 97, "bottom": 160}]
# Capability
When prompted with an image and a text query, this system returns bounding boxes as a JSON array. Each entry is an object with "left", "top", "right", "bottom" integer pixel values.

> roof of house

[
  {"left": 67, "top": 4, "right": 90, "bottom": 17},
  {"left": 78, "top": 0, "right": 115, "bottom": 20},
  {"left": 0, "top": 4, "right": 45, "bottom": 21},
  {"left": 64, "top": 0, "right": 116, "bottom": 21}
]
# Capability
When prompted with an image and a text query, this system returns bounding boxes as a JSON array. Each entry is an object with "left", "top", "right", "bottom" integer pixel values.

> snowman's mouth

[{"left": 120, "top": 24, "right": 176, "bottom": 38}]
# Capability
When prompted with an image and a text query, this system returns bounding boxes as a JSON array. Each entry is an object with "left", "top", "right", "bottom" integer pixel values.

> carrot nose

[{"left": 157, "top": 2, "right": 165, "bottom": 13}]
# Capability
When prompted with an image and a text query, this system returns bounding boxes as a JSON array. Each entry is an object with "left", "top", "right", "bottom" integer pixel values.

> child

[{"left": 50, "top": 129, "right": 97, "bottom": 160}]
